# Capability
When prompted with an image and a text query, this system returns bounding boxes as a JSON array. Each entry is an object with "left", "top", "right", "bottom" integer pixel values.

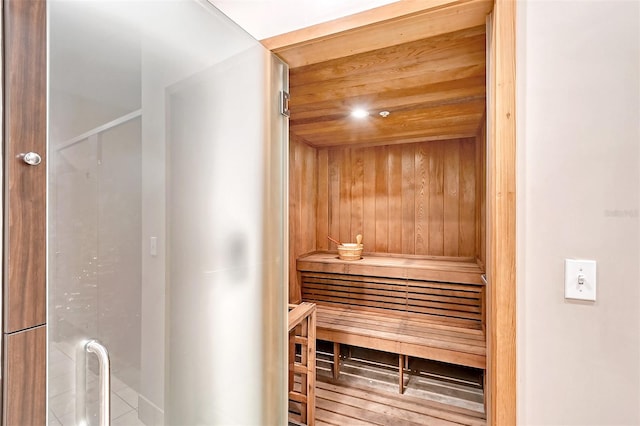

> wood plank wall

[
  {"left": 289, "top": 135, "right": 318, "bottom": 302},
  {"left": 315, "top": 139, "right": 477, "bottom": 257},
  {"left": 476, "top": 116, "right": 487, "bottom": 267},
  {"left": 289, "top": 135, "right": 484, "bottom": 302}
]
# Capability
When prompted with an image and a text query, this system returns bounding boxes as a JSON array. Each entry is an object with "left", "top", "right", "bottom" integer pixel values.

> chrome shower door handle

[{"left": 86, "top": 339, "right": 111, "bottom": 426}]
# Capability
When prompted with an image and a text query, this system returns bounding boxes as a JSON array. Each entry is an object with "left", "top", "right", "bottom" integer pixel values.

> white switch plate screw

[{"left": 565, "top": 259, "right": 596, "bottom": 301}]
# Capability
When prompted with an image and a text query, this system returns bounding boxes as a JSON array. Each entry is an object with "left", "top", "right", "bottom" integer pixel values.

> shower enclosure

[{"left": 47, "top": 1, "right": 288, "bottom": 424}]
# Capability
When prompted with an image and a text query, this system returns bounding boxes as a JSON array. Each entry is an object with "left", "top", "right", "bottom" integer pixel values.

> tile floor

[{"left": 48, "top": 343, "right": 146, "bottom": 426}]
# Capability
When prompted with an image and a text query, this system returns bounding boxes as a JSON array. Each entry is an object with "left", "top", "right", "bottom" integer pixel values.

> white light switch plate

[{"left": 565, "top": 259, "right": 596, "bottom": 301}]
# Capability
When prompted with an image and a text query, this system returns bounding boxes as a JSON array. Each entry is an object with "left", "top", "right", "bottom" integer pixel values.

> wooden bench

[
  {"left": 297, "top": 252, "right": 486, "bottom": 394},
  {"left": 288, "top": 302, "right": 317, "bottom": 426}
]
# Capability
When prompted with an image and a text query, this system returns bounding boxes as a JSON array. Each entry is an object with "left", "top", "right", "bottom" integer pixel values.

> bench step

[
  {"left": 298, "top": 253, "right": 486, "bottom": 372},
  {"left": 315, "top": 305, "right": 486, "bottom": 369}
]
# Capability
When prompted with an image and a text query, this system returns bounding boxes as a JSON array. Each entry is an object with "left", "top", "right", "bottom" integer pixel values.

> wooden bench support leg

[
  {"left": 300, "top": 322, "right": 308, "bottom": 424},
  {"left": 483, "top": 370, "right": 487, "bottom": 415},
  {"left": 399, "top": 354, "right": 405, "bottom": 394},
  {"left": 333, "top": 342, "right": 340, "bottom": 380},
  {"left": 288, "top": 333, "right": 295, "bottom": 392}
]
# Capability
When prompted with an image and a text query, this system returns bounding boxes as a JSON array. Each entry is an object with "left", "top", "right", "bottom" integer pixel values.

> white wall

[
  {"left": 517, "top": 1, "right": 640, "bottom": 424},
  {"left": 209, "top": 0, "right": 399, "bottom": 39}
]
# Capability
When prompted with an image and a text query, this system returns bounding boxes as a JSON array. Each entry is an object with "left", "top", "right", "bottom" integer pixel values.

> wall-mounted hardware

[
  {"left": 20, "top": 152, "right": 42, "bottom": 166},
  {"left": 565, "top": 259, "right": 596, "bottom": 301}
]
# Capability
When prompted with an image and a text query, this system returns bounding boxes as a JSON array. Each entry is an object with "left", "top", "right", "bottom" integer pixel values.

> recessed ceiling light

[
  {"left": 351, "top": 108, "right": 369, "bottom": 119},
  {"left": 379, "top": 111, "right": 390, "bottom": 117}
]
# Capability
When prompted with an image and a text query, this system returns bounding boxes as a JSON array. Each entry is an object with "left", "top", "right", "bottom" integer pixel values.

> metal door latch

[{"left": 280, "top": 91, "right": 290, "bottom": 117}]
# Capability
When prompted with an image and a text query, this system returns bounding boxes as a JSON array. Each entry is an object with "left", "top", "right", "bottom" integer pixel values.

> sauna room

[{"left": 284, "top": 10, "right": 489, "bottom": 426}]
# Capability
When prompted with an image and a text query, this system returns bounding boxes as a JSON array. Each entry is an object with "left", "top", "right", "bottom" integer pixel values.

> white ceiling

[{"left": 208, "top": 0, "right": 400, "bottom": 40}]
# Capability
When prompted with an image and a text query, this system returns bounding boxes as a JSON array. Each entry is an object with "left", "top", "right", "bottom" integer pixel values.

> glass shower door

[{"left": 47, "top": 1, "right": 287, "bottom": 425}]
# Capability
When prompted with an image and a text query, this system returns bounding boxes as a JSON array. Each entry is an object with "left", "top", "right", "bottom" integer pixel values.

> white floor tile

[
  {"left": 49, "top": 391, "right": 76, "bottom": 419},
  {"left": 112, "top": 394, "right": 135, "bottom": 418},
  {"left": 56, "top": 413, "right": 74, "bottom": 426},
  {"left": 85, "top": 393, "right": 133, "bottom": 421},
  {"left": 113, "top": 410, "right": 145, "bottom": 426},
  {"left": 49, "top": 357, "right": 76, "bottom": 379},
  {"left": 48, "top": 411, "right": 62, "bottom": 426},
  {"left": 111, "top": 376, "right": 128, "bottom": 392},
  {"left": 48, "top": 373, "right": 75, "bottom": 397},
  {"left": 48, "top": 346, "right": 70, "bottom": 364},
  {"left": 116, "top": 386, "right": 139, "bottom": 409}
]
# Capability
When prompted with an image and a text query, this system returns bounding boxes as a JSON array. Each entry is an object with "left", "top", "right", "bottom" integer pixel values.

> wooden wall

[
  {"left": 476, "top": 116, "right": 487, "bottom": 267},
  {"left": 289, "top": 135, "right": 317, "bottom": 302},
  {"left": 315, "top": 138, "right": 477, "bottom": 257},
  {"left": 289, "top": 135, "right": 485, "bottom": 302}
]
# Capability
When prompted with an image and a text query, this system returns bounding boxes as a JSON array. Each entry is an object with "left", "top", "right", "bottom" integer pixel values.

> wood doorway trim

[
  {"left": 487, "top": 0, "right": 516, "bottom": 424},
  {"left": 262, "top": 0, "right": 517, "bottom": 424}
]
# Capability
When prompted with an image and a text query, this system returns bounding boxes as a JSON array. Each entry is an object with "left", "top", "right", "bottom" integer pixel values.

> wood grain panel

[
  {"left": 401, "top": 144, "right": 415, "bottom": 254},
  {"left": 289, "top": 137, "right": 301, "bottom": 303},
  {"left": 264, "top": 0, "right": 493, "bottom": 67},
  {"left": 292, "top": 100, "right": 485, "bottom": 148},
  {"left": 444, "top": 142, "right": 461, "bottom": 256},
  {"left": 298, "top": 252, "right": 484, "bottom": 285},
  {"left": 4, "top": 0, "right": 47, "bottom": 332},
  {"left": 289, "top": 26, "right": 485, "bottom": 89},
  {"left": 459, "top": 139, "right": 477, "bottom": 257},
  {"left": 428, "top": 141, "right": 444, "bottom": 255},
  {"left": 328, "top": 150, "right": 340, "bottom": 247},
  {"left": 488, "top": 1, "right": 517, "bottom": 423},
  {"left": 3, "top": 326, "right": 46, "bottom": 426},
  {"left": 289, "top": 135, "right": 318, "bottom": 302},
  {"left": 415, "top": 143, "right": 429, "bottom": 255},
  {"left": 387, "top": 146, "right": 402, "bottom": 253},
  {"left": 339, "top": 149, "right": 351, "bottom": 244},
  {"left": 314, "top": 380, "right": 486, "bottom": 426},
  {"left": 476, "top": 114, "right": 487, "bottom": 266},
  {"left": 350, "top": 148, "right": 364, "bottom": 240},
  {"left": 303, "top": 142, "right": 317, "bottom": 252},
  {"left": 316, "top": 149, "right": 329, "bottom": 251},
  {"left": 288, "top": 25, "right": 487, "bottom": 148},
  {"left": 291, "top": 76, "right": 485, "bottom": 121},
  {"left": 318, "top": 139, "right": 477, "bottom": 257},
  {"left": 290, "top": 39, "right": 485, "bottom": 101},
  {"left": 374, "top": 147, "right": 388, "bottom": 252},
  {"left": 362, "top": 149, "right": 376, "bottom": 249},
  {"left": 328, "top": 149, "right": 340, "bottom": 246}
]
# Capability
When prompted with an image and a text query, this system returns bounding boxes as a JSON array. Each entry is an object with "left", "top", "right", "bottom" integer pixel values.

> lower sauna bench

[
  {"left": 288, "top": 302, "right": 318, "bottom": 426},
  {"left": 297, "top": 251, "right": 486, "bottom": 394}
]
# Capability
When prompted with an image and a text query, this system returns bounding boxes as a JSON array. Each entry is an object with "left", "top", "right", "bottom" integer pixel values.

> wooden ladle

[
  {"left": 327, "top": 235, "right": 342, "bottom": 246},
  {"left": 356, "top": 234, "right": 363, "bottom": 246}
]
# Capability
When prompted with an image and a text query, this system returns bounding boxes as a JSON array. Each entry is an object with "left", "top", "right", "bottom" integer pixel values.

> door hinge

[{"left": 280, "top": 91, "right": 290, "bottom": 117}]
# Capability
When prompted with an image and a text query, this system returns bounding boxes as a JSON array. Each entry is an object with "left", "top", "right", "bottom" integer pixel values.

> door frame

[{"left": 262, "top": 1, "right": 517, "bottom": 424}]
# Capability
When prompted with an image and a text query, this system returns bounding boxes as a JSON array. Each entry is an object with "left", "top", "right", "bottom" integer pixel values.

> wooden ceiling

[{"left": 288, "top": 25, "right": 487, "bottom": 148}]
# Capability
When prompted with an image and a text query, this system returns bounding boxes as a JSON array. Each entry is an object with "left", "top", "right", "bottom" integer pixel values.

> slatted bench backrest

[{"left": 301, "top": 271, "right": 484, "bottom": 328}]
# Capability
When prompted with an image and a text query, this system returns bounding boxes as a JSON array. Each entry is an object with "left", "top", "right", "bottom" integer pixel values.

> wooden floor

[
  {"left": 291, "top": 343, "right": 486, "bottom": 426},
  {"left": 315, "top": 379, "right": 486, "bottom": 426}
]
